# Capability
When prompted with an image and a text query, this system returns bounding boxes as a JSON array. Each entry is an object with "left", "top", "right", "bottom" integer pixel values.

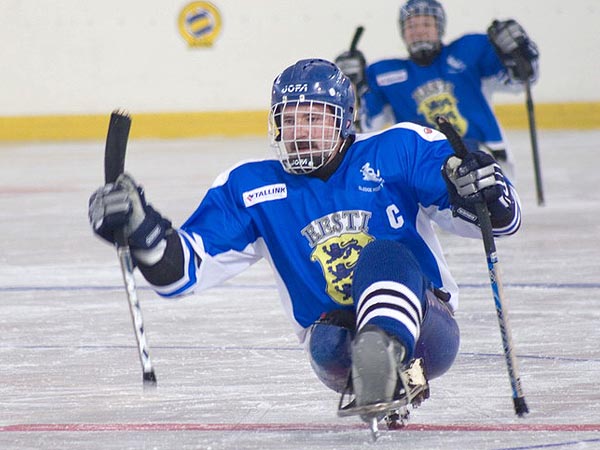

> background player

[
  {"left": 89, "top": 58, "right": 521, "bottom": 431},
  {"left": 335, "top": 0, "right": 539, "bottom": 179}
]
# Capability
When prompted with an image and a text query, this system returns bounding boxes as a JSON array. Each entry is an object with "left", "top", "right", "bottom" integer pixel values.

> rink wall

[{"left": 1, "top": 0, "right": 598, "bottom": 141}]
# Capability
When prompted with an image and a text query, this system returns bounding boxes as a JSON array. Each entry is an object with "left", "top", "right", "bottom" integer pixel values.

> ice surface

[{"left": 0, "top": 130, "right": 599, "bottom": 449}]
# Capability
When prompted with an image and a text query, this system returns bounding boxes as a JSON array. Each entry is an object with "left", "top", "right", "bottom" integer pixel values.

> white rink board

[{"left": 0, "top": 0, "right": 598, "bottom": 116}]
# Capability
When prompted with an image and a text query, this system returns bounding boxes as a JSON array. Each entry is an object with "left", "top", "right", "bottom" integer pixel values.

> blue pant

[{"left": 308, "top": 240, "right": 460, "bottom": 393}]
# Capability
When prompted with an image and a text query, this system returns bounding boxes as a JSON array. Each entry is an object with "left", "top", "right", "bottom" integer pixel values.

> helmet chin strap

[
  {"left": 408, "top": 40, "right": 441, "bottom": 66},
  {"left": 308, "top": 135, "right": 355, "bottom": 180},
  {"left": 287, "top": 138, "right": 341, "bottom": 175}
]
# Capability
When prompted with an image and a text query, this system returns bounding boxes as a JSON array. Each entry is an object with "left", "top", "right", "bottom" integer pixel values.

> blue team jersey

[
  {"left": 154, "top": 124, "right": 520, "bottom": 341},
  {"left": 363, "top": 34, "right": 512, "bottom": 150}
]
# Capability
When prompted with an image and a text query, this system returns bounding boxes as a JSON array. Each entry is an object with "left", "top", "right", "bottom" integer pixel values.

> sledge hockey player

[
  {"left": 335, "top": 0, "right": 539, "bottom": 179},
  {"left": 89, "top": 58, "right": 521, "bottom": 435}
]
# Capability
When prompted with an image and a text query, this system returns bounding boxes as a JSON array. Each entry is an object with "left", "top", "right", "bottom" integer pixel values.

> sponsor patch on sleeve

[
  {"left": 375, "top": 69, "right": 408, "bottom": 86},
  {"left": 243, "top": 183, "right": 287, "bottom": 207}
]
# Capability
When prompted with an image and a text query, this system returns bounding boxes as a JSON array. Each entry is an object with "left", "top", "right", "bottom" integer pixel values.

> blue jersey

[
  {"left": 363, "top": 34, "right": 514, "bottom": 151},
  {"left": 154, "top": 124, "right": 520, "bottom": 341}
]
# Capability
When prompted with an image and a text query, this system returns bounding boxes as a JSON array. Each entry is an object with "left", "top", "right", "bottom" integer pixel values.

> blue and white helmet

[
  {"left": 269, "top": 58, "right": 356, "bottom": 174},
  {"left": 399, "top": 0, "right": 446, "bottom": 64},
  {"left": 400, "top": 0, "right": 446, "bottom": 37}
]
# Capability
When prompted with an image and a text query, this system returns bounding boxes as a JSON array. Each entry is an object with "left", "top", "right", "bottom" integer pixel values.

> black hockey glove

[
  {"left": 335, "top": 50, "right": 368, "bottom": 96},
  {"left": 442, "top": 151, "right": 516, "bottom": 228},
  {"left": 88, "top": 174, "right": 172, "bottom": 263},
  {"left": 488, "top": 19, "right": 539, "bottom": 82}
]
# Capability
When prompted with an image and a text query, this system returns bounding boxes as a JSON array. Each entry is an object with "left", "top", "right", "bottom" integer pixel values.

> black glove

[
  {"left": 442, "top": 151, "right": 516, "bottom": 228},
  {"left": 488, "top": 19, "right": 539, "bottom": 82},
  {"left": 335, "top": 50, "right": 367, "bottom": 96},
  {"left": 88, "top": 173, "right": 171, "bottom": 258}
]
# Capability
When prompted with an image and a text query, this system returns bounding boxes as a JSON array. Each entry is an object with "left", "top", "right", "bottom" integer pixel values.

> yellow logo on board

[{"left": 178, "top": 2, "right": 222, "bottom": 47}]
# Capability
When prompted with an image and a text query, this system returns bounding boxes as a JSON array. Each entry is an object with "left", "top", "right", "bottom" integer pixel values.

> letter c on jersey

[{"left": 386, "top": 204, "right": 404, "bottom": 229}]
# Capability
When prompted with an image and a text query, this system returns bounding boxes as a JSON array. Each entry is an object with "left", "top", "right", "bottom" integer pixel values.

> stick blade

[
  {"left": 104, "top": 110, "right": 132, "bottom": 184},
  {"left": 514, "top": 396, "right": 529, "bottom": 417},
  {"left": 143, "top": 370, "right": 158, "bottom": 390}
]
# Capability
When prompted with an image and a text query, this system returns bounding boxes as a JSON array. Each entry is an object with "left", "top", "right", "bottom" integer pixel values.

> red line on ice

[{"left": 1, "top": 423, "right": 599, "bottom": 433}]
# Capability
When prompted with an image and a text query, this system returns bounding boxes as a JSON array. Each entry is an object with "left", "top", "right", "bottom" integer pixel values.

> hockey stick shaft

[
  {"left": 524, "top": 79, "right": 544, "bottom": 206},
  {"left": 435, "top": 116, "right": 528, "bottom": 417},
  {"left": 349, "top": 26, "right": 364, "bottom": 53},
  {"left": 104, "top": 110, "right": 157, "bottom": 387},
  {"left": 348, "top": 26, "right": 364, "bottom": 133}
]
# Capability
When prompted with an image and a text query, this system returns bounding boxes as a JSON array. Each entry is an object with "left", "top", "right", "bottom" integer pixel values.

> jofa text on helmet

[{"left": 281, "top": 83, "right": 308, "bottom": 94}]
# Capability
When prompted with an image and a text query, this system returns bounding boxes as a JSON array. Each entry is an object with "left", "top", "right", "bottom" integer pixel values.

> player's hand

[
  {"left": 443, "top": 151, "right": 515, "bottom": 227},
  {"left": 88, "top": 173, "right": 171, "bottom": 251},
  {"left": 488, "top": 19, "right": 539, "bottom": 82},
  {"left": 335, "top": 50, "right": 367, "bottom": 95}
]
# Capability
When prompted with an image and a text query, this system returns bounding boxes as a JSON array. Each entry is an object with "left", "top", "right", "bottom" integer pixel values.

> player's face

[
  {"left": 403, "top": 15, "right": 438, "bottom": 46},
  {"left": 280, "top": 102, "right": 341, "bottom": 155},
  {"left": 273, "top": 100, "right": 344, "bottom": 174}
]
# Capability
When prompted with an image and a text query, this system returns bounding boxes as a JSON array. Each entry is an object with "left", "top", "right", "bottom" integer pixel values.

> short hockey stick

[
  {"left": 435, "top": 115, "right": 528, "bottom": 417},
  {"left": 104, "top": 110, "right": 157, "bottom": 388},
  {"left": 524, "top": 78, "right": 544, "bottom": 206}
]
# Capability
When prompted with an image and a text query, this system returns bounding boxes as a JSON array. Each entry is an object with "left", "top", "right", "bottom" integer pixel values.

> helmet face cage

[
  {"left": 399, "top": 0, "right": 446, "bottom": 53},
  {"left": 269, "top": 58, "right": 355, "bottom": 175},
  {"left": 269, "top": 99, "right": 344, "bottom": 174}
]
